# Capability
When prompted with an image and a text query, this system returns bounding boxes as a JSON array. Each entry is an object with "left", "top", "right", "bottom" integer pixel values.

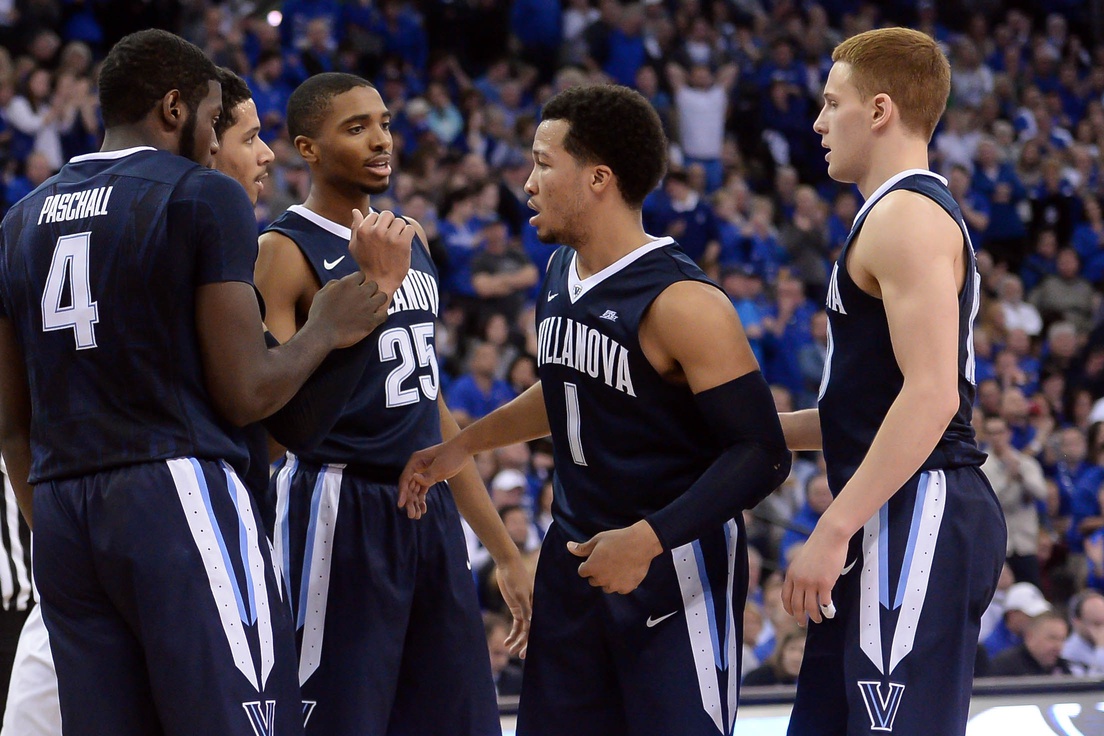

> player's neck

[
  {"left": 572, "top": 207, "right": 654, "bottom": 279},
  {"left": 301, "top": 183, "right": 372, "bottom": 230},
  {"left": 855, "top": 139, "right": 931, "bottom": 200},
  {"left": 100, "top": 127, "right": 173, "bottom": 156}
]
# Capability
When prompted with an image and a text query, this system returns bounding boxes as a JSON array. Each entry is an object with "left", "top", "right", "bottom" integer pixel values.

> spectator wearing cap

[
  {"left": 984, "top": 581, "right": 1052, "bottom": 659},
  {"left": 721, "top": 266, "right": 765, "bottom": 367},
  {"left": 1062, "top": 590, "right": 1104, "bottom": 676},
  {"left": 988, "top": 611, "right": 1072, "bottom": 676},
  {"left": 643, "top": 170, "right": 720, "bottom": 268}
]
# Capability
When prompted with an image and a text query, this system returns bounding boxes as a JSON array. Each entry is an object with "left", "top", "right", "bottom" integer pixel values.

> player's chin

[{"left": 359, "top": 178, "right": 391, "bottom": 196}]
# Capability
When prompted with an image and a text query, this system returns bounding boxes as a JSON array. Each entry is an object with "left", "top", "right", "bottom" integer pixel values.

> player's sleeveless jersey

[
  {"left": 536, "top": 237, "right": 721, "bottom": 542},
  {"left": 818, "top": 170, "right": 986, "bottom": 493},
  {"left": 0, "top": 147, "right": 258, "bottom": 483},
  {"left": 264, "top": 205, "right": 441, "bottom": 474}
]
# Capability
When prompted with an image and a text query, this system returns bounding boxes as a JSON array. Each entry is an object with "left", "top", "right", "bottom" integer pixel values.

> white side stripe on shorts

[
  {"left": 168, "top": 458, "right": 262, "bottom": 692},
  {"left": 858, "top": 470, "right": 947, "bottom": 675},
  {"left": 297, "top": 465, "right": 343, "bottom": 686},
  {"left": 673, "top": 535, "right": 730, "bottom": 734},
  {"left": 224, "top": 464, "right": 276, "bottom": 690}
]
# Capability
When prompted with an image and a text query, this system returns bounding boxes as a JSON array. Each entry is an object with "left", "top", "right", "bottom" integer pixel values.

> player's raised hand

[
  {"left": 781, "top": 527, "right": 847, "bottom": 626},
  {"left": 308, "top": 271, "right": 389, "bottom": 348},
  {"left": 496, "top": 558, "right": 533, "bottom": 658},
  {"left": 349, "top": 208, "right": 412, "bottom": 304},
  {"left": 398, "top": 439, "right": 471, "bottom": 518},
  {"left": 567, "top": 520, "right": 663, "bottom": 595}
]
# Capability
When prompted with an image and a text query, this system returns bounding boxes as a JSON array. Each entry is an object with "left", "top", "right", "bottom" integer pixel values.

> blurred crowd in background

[{"left": 2, "top": 0, "right": 1104, "bottom": 688}]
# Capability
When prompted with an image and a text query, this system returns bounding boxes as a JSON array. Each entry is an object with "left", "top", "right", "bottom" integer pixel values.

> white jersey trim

[
  {"left": 567, "top": 236, "right": 674, "bottom": 303},
  {"left": 288, "top": 204, "right": 352, "bottom": 241},
  {"left": 853, "top": 169, "right": 948, "bottom": 227},
  {"left": 68, "top": 146, "right": 156, "bottom": 164}
]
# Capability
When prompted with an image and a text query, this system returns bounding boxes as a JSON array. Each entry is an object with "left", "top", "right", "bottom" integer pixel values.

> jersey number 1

[
  {"left": 41, "top": 232, "right": 99, "bottom": 350},
  {"left": 564, "top": 382, "right": 587, "bottom": 466}
]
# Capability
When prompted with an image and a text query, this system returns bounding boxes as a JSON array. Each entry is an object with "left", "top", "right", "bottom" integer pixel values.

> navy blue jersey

[
  {"left": 264, "top": 205, "right": 441, "bottom": 474},
  {"left": 535, "top": 238, "right": 722, "bottom": 541},
  {"left": 818, "top": 170, "right": 985, "bottom": 494},
  {"left": 0, "top": 147, "right": 258, "bottom": 483}
]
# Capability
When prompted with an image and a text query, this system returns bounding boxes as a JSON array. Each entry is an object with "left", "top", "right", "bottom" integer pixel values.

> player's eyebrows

[
  {"left": 338, "top": 111, "right": 391, "bottom": 126},
  {"left": 243, "top": 124, "right": 261, "bottom": 138}
]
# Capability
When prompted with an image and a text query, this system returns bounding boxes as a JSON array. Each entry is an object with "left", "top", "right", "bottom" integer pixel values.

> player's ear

[
  {"left": 160, "top": 90, "right": 184, "bottom": 131},
  {"left": 294, "top": 135, "right": 319, "bottom": 164},
  {"left": 870, "top": 93, "right": 892, "bottom": 132},
  {"left": 590, "top": 164, "right": 613, "bottom": 193}
]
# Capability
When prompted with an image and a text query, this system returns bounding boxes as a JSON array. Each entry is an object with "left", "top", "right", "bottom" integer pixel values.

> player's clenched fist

[{"left": 349, "top": 208, "right": 413, "bottom": 305}]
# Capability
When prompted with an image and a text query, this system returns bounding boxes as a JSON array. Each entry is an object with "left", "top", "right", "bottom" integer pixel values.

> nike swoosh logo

[
  {"left": 324, "top": 256, "right": 346, "bottom": 270},
  {"left": 646, "top": 611, "right": 678, "bottom": 628},
  {"left": 840, "top": 558, "right": 857, "bottom": 576},
  {"left": 547, "top": 292, "right": 559, "bottom": 302}
]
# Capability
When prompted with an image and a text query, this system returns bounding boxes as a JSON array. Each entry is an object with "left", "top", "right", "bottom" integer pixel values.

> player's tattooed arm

[{"left": 0, "top": 319, "right": 34, "bottom": 527}]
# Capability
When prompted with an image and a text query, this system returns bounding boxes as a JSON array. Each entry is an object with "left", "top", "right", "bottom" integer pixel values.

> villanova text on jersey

[
  {"left": 536, "top": 315, "right": 636, "bottom": 396},
  {"left": 534, "top": 236, "right": 725, "bottom": 542}
]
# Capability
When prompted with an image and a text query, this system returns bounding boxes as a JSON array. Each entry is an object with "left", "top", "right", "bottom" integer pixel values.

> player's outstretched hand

[
  {"left": 567, "top": 520, "right": 663, "bottom": 595},
  {"left": 781, "top": 527, "right": 848, "bottom": 626},
  {"left": 349, "top": 208, "right": 412, "bottom": 304},
  {"left": 496, "top": 558, "right": 534, "bottom": 658},
  {"left": 398, "top": 439, "right": 470, "bottom": 519},
  {"left": 308, "top": 271, "right": 389, "bottom": 348}
]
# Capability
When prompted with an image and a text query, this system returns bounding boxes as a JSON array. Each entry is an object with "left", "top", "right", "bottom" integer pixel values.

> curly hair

[
  {"left": 540, "top": 84, "right": 667, "bottom": 209},
  {"left": 98, "top": 29, "right": 217, "bottom": 128},
  {"left": 286, "top": 72, "right": 374, "bottom": 141},
  {"left": 215, "top": 67, "right": 253, "bottom": 139}
]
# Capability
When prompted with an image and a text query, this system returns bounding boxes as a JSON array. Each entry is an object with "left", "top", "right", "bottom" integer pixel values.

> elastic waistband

[{"left": 285, "top": 453, "right": 403, "bottom": 485}]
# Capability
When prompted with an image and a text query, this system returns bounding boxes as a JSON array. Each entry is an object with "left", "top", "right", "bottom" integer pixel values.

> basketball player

[
  {"left": 254, "top": 72, "right": 533, "bottom": 735},
  {"left": 0, "top": 65, "right": 411, "bottom": 736},
  {"left": 0, "top": 30, "right": 392, "bottom": 736},
  {"left": 400, "top": 84, "right": 791, "bottom": 736},
  {"left": 777, "top": 28, "right": 1006, "bottom": 735}
]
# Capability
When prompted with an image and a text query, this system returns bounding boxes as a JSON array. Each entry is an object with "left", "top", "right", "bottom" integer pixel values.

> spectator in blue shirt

[
  {"left": 973, "top": 136, "right": 1029, "bottom": 271},
  {"left": 448, "top": 342, "right": 517, "bottom": 427},
  {"left": 779, "top": 473, "right": 833, "bottom": 569}
]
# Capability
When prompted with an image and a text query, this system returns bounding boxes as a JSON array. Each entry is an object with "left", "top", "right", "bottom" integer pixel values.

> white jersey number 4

[{"left": 41, "top": 232, "right": 99, "bottom": 349}]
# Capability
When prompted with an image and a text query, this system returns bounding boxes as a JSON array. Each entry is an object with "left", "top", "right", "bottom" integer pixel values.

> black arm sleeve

[
  {"left": 260, "top": 331, "right": 372, "bottom": 452},
  {"left": 646, "top": 370, "right": 791, "bottom": 552}
]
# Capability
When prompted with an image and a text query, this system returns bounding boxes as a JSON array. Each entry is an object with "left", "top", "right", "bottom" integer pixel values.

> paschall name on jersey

[
  {"left": 37, "top": 186, "right": 113, "bottom": 225},
  {"left": 537, "top": 316, "right": 636, "bottom": 396},
  {"left": 386, "top": 269, "right": 439, "bottom": 316}
]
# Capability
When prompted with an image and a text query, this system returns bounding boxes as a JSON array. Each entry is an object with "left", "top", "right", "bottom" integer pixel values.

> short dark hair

[
  {"left": 215, "top": 67, "right": 253, "bottom": 139},
  {"left": 98, "top": 29, "right": 218, "bottom": 128},
  {"left": 540, "top": 84, "right": 667, "bottom": 208},
  {"left": 286, "top": 72, "right": 374, "bottom": 140}
]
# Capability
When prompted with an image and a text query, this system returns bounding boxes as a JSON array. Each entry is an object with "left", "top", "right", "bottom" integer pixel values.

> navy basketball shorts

[
  {"left": 271, "top": 455, "right": 499, "bottom": 736},
  {"left": 787, "top": 466, "right": 1006, "bottom": 736},
  {"left": 517, "top": 518, "right": 747, "bottom": 736},
  {"left": 33, "top": 457, "right": 303, "bottom": 736}
]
